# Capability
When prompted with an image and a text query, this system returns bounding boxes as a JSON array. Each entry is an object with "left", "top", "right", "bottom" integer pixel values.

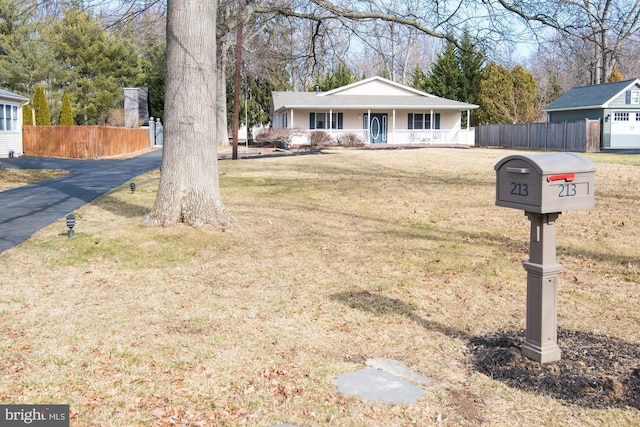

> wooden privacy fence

[
  {"left": 475, "top": 120, "right": 601, "bottom": 152},
  {"left": 22, "top": 126, "right": 151, "bottom": 159}
]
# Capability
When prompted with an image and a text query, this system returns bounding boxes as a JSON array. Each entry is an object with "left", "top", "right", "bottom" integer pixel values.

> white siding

[{"left": 0, "top": 100, "right": 24, "bottom": 157}]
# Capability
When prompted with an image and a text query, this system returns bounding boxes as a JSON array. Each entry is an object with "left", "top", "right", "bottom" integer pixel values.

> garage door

[{"left": 610, "top": 111, "right": 640, "bottom": 148}]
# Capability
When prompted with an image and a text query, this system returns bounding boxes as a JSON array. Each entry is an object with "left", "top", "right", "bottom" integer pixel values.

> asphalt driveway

[{"left": 0, "top": 149, "right": 163, "bottom": 254}]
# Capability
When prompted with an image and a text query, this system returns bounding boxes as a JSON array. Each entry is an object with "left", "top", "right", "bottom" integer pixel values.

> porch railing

[{"left": 313, "top": 128, "right": 475, "bottom": 146}]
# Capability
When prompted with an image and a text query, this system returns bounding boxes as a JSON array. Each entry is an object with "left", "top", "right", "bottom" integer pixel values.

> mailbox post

[{"left": 495, "top": 153, "right": 596, "bottom": 363}]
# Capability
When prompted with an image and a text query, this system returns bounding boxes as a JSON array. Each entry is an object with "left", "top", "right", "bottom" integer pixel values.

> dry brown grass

[
  {"left": 0, "top": 167, "right": 69, "bottom": 190},
  {"left": 0, "top": 148, "right": 638, "bottom": 426}
]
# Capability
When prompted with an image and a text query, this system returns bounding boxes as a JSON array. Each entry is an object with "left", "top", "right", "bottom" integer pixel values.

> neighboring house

[
  {"left": 0, "top": 88, "right": 30, "bottom": 158},
  {"left": 544, "top": 78, "right": 640, "bottom": 150},
  {"left": 271, "top": 76, "right": 478, "bottom": 146}
]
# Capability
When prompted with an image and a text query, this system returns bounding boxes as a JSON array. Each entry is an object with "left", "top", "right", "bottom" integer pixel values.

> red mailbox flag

[{"left": 547, "top": 173, "right": 576, "bottom": 182}]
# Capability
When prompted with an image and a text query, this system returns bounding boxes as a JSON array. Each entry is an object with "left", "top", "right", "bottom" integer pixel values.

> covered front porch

[
  {"left": 271, "top": 76, "right": 479, "bottom": 147},
  {"left": 299, "top": 127, "right": 476, "bottom": 146},
  {"left": 281, "top": 108, "right": 475, "bottom": 146}
]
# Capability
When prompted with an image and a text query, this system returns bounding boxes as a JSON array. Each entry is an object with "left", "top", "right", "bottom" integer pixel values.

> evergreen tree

[
  {"left": 411, "top": 63, "right": 427, "bottom": 91},
  {"left": 458, "top": 31, "right": 485, "bottom": 125},
  {"left": 59, "top": 93, "right": 74, "bottom": 125},
  {"left": 511, "top": 66, "right": 537, "bottom": 123},
  {"left": 422, "top": 32, "right": 485, "bottom": 126},
  {"left": 22, "top": 105, "right": 33, "bottom": 125},
  {"left": 145, "top": 45, "right": 165, "bottom": 120},
  {"left": 32, "top": 86, "right": 51, "bottom": 125},
  {"left": 476, "top": 63, "right": 537, "bottom": 124},
  {"left": 310, "top": 62, "right": 357, "bottom": 92},
  {"left": 542, "top": 73, "right": 564, "bottom": 105},
  {"left": 0, "top": 0, "right": 61, "bottom": 95},
  {"left": 333, "top": 63, "right": 357, "bottom": 88},
  {"left": 423, "top": 40, "right": 461, "bottom": 100},
  {"left": 227, "top": 63, "right": 291, "bottom": 127},
  {"left": 476, "top": 63, "right": 513, "bottom": 124},
  {"left": 48, "top": 5, "right": 143, "bottom": 124}
]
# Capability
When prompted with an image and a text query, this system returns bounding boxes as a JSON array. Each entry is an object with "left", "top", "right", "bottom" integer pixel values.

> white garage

[
  {"left": 610, "top": 110, "right": 640, "bottom": 148},
  {"left": 544, "top": 78, "right": 640, "bottom": 151}
]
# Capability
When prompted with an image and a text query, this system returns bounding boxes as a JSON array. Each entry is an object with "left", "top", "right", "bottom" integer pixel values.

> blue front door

[{"left": 365, "top": 113, "right": 388, "bottom": 143}]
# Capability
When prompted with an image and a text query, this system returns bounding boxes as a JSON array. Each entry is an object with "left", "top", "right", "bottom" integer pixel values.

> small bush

[
  {"left": 255, "top": 128, "right": 297, "bottom": 148},
  {"left": 336, "top": 133, "right": 366, "bottom": 147},
  {"left": 309, "top": 131, "right": 336, "bottom": 148}
]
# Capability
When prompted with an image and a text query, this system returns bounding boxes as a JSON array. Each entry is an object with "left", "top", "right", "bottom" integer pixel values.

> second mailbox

[{"left": 495, "top": 153, "right": 596, "bottom": 214}]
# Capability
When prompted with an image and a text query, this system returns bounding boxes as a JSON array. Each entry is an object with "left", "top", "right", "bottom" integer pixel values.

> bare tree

[
  {"left": 491, "top": 0, "right": 640, "bottom": 83},
  {"left": 347, "top": 1, "right": 440, "bottom": 84}
]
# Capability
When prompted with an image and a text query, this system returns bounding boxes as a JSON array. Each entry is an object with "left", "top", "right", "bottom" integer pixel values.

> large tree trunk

[{"left": 145, "top": 0, "right": 232, "bottom": 228}]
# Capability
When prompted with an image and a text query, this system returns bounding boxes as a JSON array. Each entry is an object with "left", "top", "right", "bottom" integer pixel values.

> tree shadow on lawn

[
  {"left": 330, "top": 290, "right": 640, "bottom": 410},
  {"left": 90, "top": 193, "right": 150, "bottom": 218}
]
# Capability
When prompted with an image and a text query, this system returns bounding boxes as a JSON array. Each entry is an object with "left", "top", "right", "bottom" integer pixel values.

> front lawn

[{"left": 0, "top": 148, "right": 638, "bottom": 426}]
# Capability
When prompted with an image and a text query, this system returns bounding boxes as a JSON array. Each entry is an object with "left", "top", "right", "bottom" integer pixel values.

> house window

[
  {"left": 408, "top": 113, "right": 440, "bottom": 130},
  {"left": 628, "top": 90, "right": 640, "bottom": 105},
  {"left": 309, "top": 112, "right": 343, "bottom": 130},
  {"left": 12, "top": 105, "right": 18, "bottom": 129},
  {"left": 614, "top": 112, "right": 629, "bottom": 121},
  {"left": 0, "top": 103, "right": 19, "bottom": 132},
  {"left": 281, "top": 112, "right": 288, "bottom": 127}
]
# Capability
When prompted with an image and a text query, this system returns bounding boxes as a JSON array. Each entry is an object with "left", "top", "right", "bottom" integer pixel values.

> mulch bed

[{"left": 467, "top": 329, "right": 640, "bottom": 409}]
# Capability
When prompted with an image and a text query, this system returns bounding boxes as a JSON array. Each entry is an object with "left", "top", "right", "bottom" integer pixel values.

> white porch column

[
  {"left": 430, "top": 109, "right": 434, "bottom": 141},
  {"left": 289, "top": 110, "right": 293, "bottom": 128},
  {"left": 466, "top": 110, "right": 470, "bottom": 145},
  {"left": 329, "top": 109, "right": 333, "bottom": 132},
  {"left": 392, "top": 109, "right": 396, "bottom": 144},
  {"left": 367, "top": 109, "right": 371, "bottom": 143}
]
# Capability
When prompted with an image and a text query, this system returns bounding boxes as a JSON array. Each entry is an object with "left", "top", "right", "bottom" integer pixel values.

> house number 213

[
  {"left": 510, "top": 182, "right": 529, "bottom": 197},
  {"left": 558, "top": 183, "right": 577, "bottom": 197}
]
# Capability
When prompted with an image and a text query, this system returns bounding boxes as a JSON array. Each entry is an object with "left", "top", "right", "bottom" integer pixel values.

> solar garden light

[
  {"left": 65, "top": 213, "right": 76, "bottom": 238},
  {"left": 130, "top": 182, "right": 136, "bottom": 193}
]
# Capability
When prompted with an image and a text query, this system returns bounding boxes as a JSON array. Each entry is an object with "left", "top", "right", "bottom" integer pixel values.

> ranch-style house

[{"left": 271, "top": 76, "right": 478, "bottom": 147}]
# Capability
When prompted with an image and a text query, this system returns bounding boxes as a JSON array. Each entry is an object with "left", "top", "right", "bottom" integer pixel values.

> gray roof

[
  {"left": 544, "top": 78, "right": 640, "bottom": 112},
  {"left": 272, "top": 91, "right": 478, "bottom": 112},
  {"left": 0, "top": 88, "right": 29, "bottom": 103}
]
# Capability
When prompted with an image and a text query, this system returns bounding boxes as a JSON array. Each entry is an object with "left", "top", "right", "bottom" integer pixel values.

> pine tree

[
  {"left": 458, "top": 31, "right": 485, "bottom": 125},
  {"left": 333, "top": 63, "right": 357, "bottom": 88},
  {"left": 49, "top": 5, "right": 143, "bottom": 124},
  {"left": 543, "top": 73, "right": 564, "bottom": 104},
  {"left": 59, "top": 93, "right": 74, "bottom": 125},
  {"left": 32, "top": 86, "right": 51, "bottom": 125},
  {"left": 423, "top": 32, "right": 485, "bottom": 126},
  {"left": 411, "top": 63, "right": 427, "bottom": 90},
  {"left": 310, "top": 63, "right": 357, "bottom": 92},
  {"left": 424, "top": 41, "right": 461, "bottom": 100}
]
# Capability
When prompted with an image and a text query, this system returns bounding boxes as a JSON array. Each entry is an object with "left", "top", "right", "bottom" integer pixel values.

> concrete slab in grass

[{"left": 336, "top": 368, "right": 426, "bottom": 404}]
